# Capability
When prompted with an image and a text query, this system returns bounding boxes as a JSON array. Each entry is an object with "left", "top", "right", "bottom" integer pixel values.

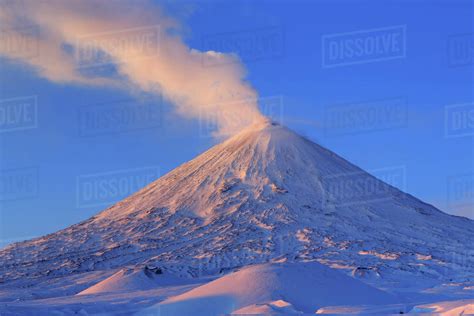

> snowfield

[
  {"left": 0, "top": 120, "right": 473, "bottom": 315},
  {"left": 140, "top": 261, "right": 396, "bottom": 316}
]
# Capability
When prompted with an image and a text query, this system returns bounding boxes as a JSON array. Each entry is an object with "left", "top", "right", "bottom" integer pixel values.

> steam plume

[{"left": 0, "top": 0, "right": 264, "bottom": 136}]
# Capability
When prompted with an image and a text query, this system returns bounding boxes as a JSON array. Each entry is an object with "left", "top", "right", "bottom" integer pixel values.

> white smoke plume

[{"left": 0, "top": 0, "right": 265, "bottom": 136}]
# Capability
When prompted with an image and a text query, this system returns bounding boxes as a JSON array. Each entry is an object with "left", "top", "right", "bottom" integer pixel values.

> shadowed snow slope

[
  {"left": 1, "top": 120, "right": 473, "bottom": 295},
  {"left": 140, "top": 262, "right": 396, "bottom": 316}
]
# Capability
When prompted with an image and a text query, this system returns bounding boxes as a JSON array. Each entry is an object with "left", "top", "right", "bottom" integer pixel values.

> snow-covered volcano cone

[{"left": 1, "top": 120, "right": 473, "bottom": 291}]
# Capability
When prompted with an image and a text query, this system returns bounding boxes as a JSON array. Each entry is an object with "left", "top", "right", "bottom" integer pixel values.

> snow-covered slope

[
  {"left": 1, "top": 120, "right": 473, "bottom": 296},
  {"left": 141, "top": 261, "right": 396, "bottom": 316}
]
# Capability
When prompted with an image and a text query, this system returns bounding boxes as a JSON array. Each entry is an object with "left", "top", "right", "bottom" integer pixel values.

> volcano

[{"left": 1, "top": 120, "right": 473, "bottom": 314}]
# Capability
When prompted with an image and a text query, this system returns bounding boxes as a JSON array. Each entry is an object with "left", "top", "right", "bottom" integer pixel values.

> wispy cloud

[{"left": 0, "top": 0, "right": 264, "bottom": 136}]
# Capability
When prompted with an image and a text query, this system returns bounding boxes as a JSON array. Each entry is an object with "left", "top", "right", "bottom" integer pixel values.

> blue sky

[{"left": 0, "top": 0, "right": 473, "bottom": 247}]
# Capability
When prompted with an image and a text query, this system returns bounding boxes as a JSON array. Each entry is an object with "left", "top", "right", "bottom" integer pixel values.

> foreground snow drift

[
  {"left": 0, "top": 263, "right": 471, "bottom": 315},
  {"left": 315, "top": 299, "right": 474, "bottom": 315},
  {"left": 410, "top": 299, "right": 474, "bottom": 315},
  {"left": 140, "top": 261, "right": 396, "bottom": 316},
  {"left": 78, "top": 266, "right": 181, "bottom": 295}
]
